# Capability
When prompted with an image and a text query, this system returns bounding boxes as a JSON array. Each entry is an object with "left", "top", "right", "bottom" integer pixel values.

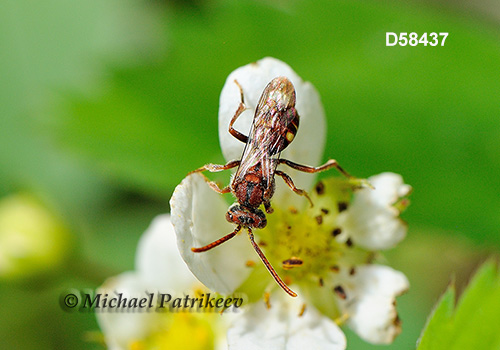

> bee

[{"left": 189, "top": 76, "right": 352, "bottom": 297}]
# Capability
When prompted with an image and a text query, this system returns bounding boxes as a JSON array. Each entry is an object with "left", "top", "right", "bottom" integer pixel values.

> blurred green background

[{"left": 1, "top": 0, "right": 499, "bottom": 348}]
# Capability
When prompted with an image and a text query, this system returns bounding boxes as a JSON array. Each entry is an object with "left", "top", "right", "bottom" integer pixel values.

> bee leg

[
  {"left": 228, "top": 80, "right": 249, "bottom": 143},
  {"left": 188, "top": 160, "right": 240, "bottom": 175},
  {"left": 278, "top": 159, "right": 353, "bottom": 179},
  {"left": 205, "top": 181, "right": 231, "bottom": 194},
  {"left": 195, "top": 174, "right": 231, "bottom": 194},
  {"left": 275, "top": 170, "right": 314, "bottom": 207},
  {"left": 188, "top": 160, "right": 240, "bottom": 194}
]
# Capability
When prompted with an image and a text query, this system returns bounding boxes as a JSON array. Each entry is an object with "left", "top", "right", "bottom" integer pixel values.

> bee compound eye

[
  {"left": 253, "top": 209, "right": 267, "bottom": 228},
  {"left": 244, "top": 216, "right": 255, "bottom": 226},
  {"left": 254, "top": 218, "right": 266, "bottom": 229},
  {"left": 229, "top": 204, "right": 241, "bottom": 212},
  {"left": 225, "top": 209, "right": 235, "bottom": 223}
]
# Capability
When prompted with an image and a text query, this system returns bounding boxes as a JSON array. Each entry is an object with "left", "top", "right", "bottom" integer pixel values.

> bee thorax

[{"left": 233, "top": 174, "right": 269, "bottom": 208}]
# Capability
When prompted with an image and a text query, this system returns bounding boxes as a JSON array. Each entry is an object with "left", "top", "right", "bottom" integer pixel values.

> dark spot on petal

[
  {"left": 349, "top": 267, "right": 356, "bottom": 276},
  {"left": 315, "top": 215, "right": 323, "bottom": 225},
  {"left": 319, "top": 278, "right": 324, "bottom": 287},
  {"left": 330, "top": 265, "right": 340, "bottom": 272},
  {"left": 321, "top": 208, "right": 329, "bottom": 215},
  {"left": 332, "top": 228, "right": 342, "bottom": 237},
  {"left": 334, "top": 285, "right": 347, "bottom": 300},
  {"left": 259, "top": 240, "right": 267, "bottom": 247},
  {"left": 338, "top": 202, "right": 348, "bottom": 212},
  {"left": 315, "top": 181, "right": 325, "bottom": 195},
  {"left": 346, "top": 238, "right": 354, "bottom": 247}
]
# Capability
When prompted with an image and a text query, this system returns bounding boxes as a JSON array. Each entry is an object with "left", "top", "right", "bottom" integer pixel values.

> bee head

[{"left": 225, "top": 204, "right": 267, "bottom": 229}]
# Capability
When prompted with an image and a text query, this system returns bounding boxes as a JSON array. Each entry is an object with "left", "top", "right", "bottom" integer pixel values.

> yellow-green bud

[{"left": 0, "top": 194, "right": 72, "bottom": 281}]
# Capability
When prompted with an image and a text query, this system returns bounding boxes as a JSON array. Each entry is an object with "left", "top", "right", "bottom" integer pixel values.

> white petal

[
  {"left": 344, "top": 264, "right": 409, "bottom": 297},
  {"left": 228, "top": 296, "right": 346, "bottom": 350},
  {"left": 367, "top": 173, "right": 412, "bottom": 208},
  {"left": 218, "top": 57, "right": 327, "bottom": 205},
  {"left": 347, "top": 296, "right": 402, "bottom": 344},
  {"left": 337, "top": 172, "right": 410, "bottom": 250},
  {"left": 170, "top": 174, "right": 254, "bottom": 294},
  {"left": 96, "top": 272, "right": 160, "bottom": 350},
  {"left": 135, "top": 214, "right": 197, "bottom": 291},
  {"left": 340, "top": 265, "right": 409, "bottom": 344}
]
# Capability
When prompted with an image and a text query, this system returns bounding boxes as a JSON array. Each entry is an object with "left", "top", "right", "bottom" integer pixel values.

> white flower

[
  {"left": 96, "top": 215, "right": 229, "bottom": 350},
  {"left": 170, "top": 57, "right": 410, "bottom": 348}
]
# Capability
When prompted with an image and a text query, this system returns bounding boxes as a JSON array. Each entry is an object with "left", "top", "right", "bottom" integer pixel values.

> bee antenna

[
  {"left": 247, "top": 228, "right": 297, "bottom": 297},
  {"left": 191, "top": 225, "right": 242, "bottom": 253}
]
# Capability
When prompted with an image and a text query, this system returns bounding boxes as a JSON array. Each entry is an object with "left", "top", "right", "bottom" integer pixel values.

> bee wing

[
  {"left": 234, "top": 127, "right": 267, "bottom": 181},
  {"left": 234, "top": 114, "right": 281, "bottom": 184}
]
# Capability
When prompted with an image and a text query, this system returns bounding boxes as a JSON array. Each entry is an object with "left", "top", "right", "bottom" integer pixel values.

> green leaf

[{"left": 417, "top": 260, "right": 500, "bottom": 350}]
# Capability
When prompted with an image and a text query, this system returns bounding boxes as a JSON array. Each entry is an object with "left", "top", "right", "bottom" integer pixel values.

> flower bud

[{"left": 0, "top": 194, "right": 72, "bottom": 281}]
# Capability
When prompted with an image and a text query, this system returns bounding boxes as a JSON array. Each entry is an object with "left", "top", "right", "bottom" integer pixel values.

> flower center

[
  {"left": 130, "top": 313, "right": 215, "bottom": 350},
  {"left": 255, "top": 178, "right": 372, "bottom": 292}
]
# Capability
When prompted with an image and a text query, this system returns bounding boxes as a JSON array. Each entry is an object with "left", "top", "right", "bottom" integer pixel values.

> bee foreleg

[
  {"left": 206, "top": 181, "right": 231, "bottom": 194},
  {"left": 188, "top": 160, "right": 240, "bottom": 194},
  {"left": 194, "top": 172, "right": 231, "bottom": 194},
  {"left": 264, "top": 201, "right": 274, "bottom": 214},
  {"left": 275, "top": 170, "right": 314, "bottom": 207},
  {"left": 188, "top": 160, "right": 240, "bottom": 175}
]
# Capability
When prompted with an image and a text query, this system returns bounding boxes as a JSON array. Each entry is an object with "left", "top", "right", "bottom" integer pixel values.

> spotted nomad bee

[{"left": 189, "top": 76, "right": 352, "bottom": 297}]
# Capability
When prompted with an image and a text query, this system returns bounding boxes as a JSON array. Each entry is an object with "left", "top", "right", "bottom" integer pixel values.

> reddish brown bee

[{"left": 189, "top": 76, "right": 351, "bottom": 297}]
